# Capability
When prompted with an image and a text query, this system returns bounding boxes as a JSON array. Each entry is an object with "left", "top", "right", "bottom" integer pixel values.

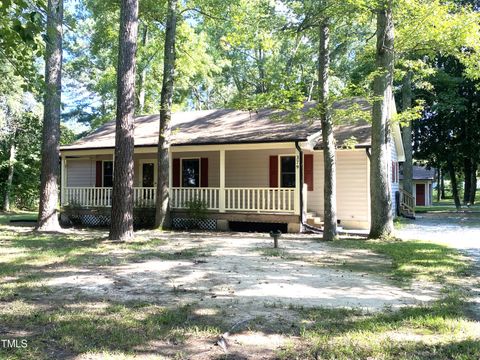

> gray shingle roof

[
  {"left": 400, "top": 165, "right": 436, "bottom": 180},
  {"left": 60, "top": 100, "right": 372, "bottom": 151}
]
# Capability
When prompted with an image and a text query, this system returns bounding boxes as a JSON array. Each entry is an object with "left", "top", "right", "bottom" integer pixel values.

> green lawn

[
  {"left": 0, "top": 211, "right": 37, "bottom": 225},
  {"left": 279, "top": 238, "right": 479, "bottom": 360},
  {"left": 0, "top": 215, "right": 478, "bottom": 359}
]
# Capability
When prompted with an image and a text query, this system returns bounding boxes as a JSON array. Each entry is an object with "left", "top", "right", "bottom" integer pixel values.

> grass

[
  {"left": 329, "top": 239, "right": 470, "bottom": 284},
  {"left": 0, "top": 211, "right": 37, "bottom": 225},
  {"left": 281, "top": 291, "right": 480, "bottom": 360},
  {"left": 276, "top": 238, "right": 480, "bottom": 359},
  {"left": 0, "top": 219, "right": 221, "bottom": 359},
  {"left": 0, "top": 212, "right": 478, "bottom": 359},
  {"left": 1, "top": 300, "right": 223, "bottom": 360}
]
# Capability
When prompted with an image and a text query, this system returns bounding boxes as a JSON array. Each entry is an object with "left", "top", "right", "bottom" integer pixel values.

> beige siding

[
  {"left": 225, "top": 149, "right": 295, "bottom": 188},
  {"left": 66, "top": 159, "right": 96, "bottom": 187},
  {"left": 307, "top": 149, "right": 369, "bottom": 227},
  {"left": 172, "top": 151, "right": 220, "bottom": 187}
]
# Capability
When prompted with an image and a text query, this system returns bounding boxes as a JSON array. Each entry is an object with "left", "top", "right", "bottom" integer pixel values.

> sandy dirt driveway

[
  {"left": 396, "top": 212, "right": 480, "bottom": 317},
  {"left": 43, "top": 231, "right": 437, "bottom": 313},
  {"left": 2, "top": 225, "right": 450, "bottom": 359}
]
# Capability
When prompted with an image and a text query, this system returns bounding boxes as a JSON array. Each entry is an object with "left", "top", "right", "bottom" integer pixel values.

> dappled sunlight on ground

[
  {"left": 31, "top": 230, "right": 441, "bottom": 312},
  {"left": 0, "top": 220, "right": 478, "bottom": 359}
]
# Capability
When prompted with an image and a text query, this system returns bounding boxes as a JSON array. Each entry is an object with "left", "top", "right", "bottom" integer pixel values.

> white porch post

[
  {"left": 294, "top": 152, "right": 301, "bottom": 215},
  {"left": 219, "top": 149, "right": 226, "bottom": 212},
  {"left": 60, "top": 156, "right": 66, "bottom": 206}
]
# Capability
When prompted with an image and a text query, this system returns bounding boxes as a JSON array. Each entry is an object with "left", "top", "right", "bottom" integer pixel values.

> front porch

[{"left": 60, "top": 143, "right": 304, "bottom": 225}]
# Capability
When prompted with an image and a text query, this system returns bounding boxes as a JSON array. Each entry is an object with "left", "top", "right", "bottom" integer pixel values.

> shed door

[{"left": 416, "top": 184, "right": 425, "bottom": 206}]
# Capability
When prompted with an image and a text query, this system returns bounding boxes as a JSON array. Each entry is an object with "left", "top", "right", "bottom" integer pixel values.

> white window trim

[
  {"left": 180, "top": 157, "right": 202, "bottom": 188},
  {"left": 278, "top": 154, "right": 296, "bottom": 188},
  {"left": 139, "top": 159, "right": 157, "bottom": 187}
]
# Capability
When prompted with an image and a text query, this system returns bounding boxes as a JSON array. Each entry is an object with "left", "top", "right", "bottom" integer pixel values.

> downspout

[
  {"left": 295, "top": 141, "right": 323, "bottom": 233},
  {"left": 295, "top": 141, "right": 304, "bottom": 227}
]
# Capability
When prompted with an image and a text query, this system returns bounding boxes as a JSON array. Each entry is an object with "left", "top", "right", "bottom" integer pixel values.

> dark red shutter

[
  {"left": 172, "top": 158, "right": 180, "bottom": 187},
  {"left": 269, "top": 156, "right": 278, "bottom": 188},
  {"left": 95, "top": 161, "right": 102, "bottom": 187},
  {"left": 200, "top": 158, "right": 209, "bottom": 187},
  {"left": 304, "top": 154, "right": 314, "bottom": 191}
]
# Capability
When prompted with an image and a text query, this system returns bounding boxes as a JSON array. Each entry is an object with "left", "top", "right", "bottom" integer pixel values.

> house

[
  {"left": 400, "top": 165, "right": 435, "bottom": 206},
  {"left": 59, "top": 100, "right": 406, "bottom": 232}
]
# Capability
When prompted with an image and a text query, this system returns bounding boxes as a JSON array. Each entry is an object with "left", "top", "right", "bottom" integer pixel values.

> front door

[
  {"left": 416, "top": 184, "right": 425, "bottom": 206},
  {"left": 142, "top": 163, "right": 155, "bottom": 187}
]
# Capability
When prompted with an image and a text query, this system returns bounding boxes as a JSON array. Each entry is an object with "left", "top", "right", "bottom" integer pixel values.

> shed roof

[
  {"left": 400, "top": 165, "right": 436, "bottom": 180},
  {"left": 60, "top": 99, "right": 373, "bottom": 151}
]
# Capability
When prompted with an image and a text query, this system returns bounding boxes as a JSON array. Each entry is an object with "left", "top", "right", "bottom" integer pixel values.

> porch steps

[{"left": 306, "top": 212, "right": 323, "bottom": 227}]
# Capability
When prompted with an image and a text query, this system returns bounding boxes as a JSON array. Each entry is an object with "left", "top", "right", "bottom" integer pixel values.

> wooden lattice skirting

[
  {"left": 172, "top": 218, "right": 217, "bottom": 231},
  {"left": 61, "top": 207, "right": 156, "bottom": 229}
]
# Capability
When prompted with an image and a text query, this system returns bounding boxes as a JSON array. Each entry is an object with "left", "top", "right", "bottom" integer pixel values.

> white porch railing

[
  {"left": 63, "top": 187, "right": 156, "bottom": 207},
  {"left": 63, "top": 186, "right": 297, "bottom": 214},
  {"left": 171, "top": 187, "right": 220, "bottom": 210},
  {"left": 225, "top": 187, "right": 295, "bottom": 213}
]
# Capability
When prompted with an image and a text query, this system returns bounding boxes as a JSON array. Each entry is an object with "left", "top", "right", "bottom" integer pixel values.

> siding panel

[
  {"left": 307, "top": 150, "right": 369, "bottom": 225},
  {"left": 67, "top": 160, "right": 96, "bottom": 187}
]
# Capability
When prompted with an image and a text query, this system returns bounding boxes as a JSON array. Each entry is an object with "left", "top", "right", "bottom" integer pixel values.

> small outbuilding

[{"left": 400, "top": 165, "right": 435, "bottom": 206}]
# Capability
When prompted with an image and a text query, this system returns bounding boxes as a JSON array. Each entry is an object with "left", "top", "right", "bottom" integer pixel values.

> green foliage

[
  {"left": 184, "top": 197, "right": 208, "bottom": 221},
  {"left": 0, "top": 0, "right": 44, "bottom": 90},
  {"left": 0, "top": 67, "right": 42, "bottom": 210}
]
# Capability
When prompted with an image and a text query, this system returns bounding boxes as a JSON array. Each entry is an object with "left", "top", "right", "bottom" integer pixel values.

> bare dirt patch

[
  {"left": 1, "top": 226, "right": 445, "bottom": 359},
  {"left": 36, "top": 231, "right": 438, "bottom": 313}
]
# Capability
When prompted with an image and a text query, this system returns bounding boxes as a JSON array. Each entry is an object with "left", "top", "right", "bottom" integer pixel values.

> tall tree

[
  {"left": 37, "top": 0, "right": 63, "bottom": 231},
  {"left": 369, "top": 0, "right": 394, "bottom": 238},
  {"left": 401, "top": 71, "right": 413, "bottom": 195},
  {"left": 109, "top": 0, "right": 139, "bottom": 241},
  {"left": 155, "top": 0, "right": 178, "bottom": 229},
  {"left": 318, "top": 18, "right": 337, "bottom": 240}
]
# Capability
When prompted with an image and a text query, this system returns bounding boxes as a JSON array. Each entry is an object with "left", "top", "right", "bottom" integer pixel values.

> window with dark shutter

[
  {"left": 103, "top": 161, "right": 113, "bottom": 187},
  {"left": 269, "top": 156, "right": 278, "bottom": 188},
  {"left": 280, "top": 156, "right": 296, "bottom": 188},
  {"left": 200, "top": 158, "right": 209, "bottom": 187},
  {"left": 172, "top": 158, "right": 180, "bottom": 187},
  {"left": 182, "top": 158, "right": 200, "bottom": 187}
]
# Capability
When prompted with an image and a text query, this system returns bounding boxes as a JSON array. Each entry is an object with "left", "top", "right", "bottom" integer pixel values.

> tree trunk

[
  {"left": 137, "top": 24, "right": 148, "bottom": 114},
  {"left": 401, "top": 71, "right": 413, "bottom": 195},
  {"left": 3, "top": 139, "right": 16, "bottom": 212},
  {"left": 155, "top": 0, "right": 177, "bottom": 229},
  {"left": 441, "top": 169, "right": 445, "bottom": 199},
  {"left": 436, "top": 167, "right": 441, "bottom": 203},
  {"left": 37, "top": 0, "right": 63, "bottom": 232},
  {"left": 109, "top": 0, "right": 139, "bottom": 241},
  {"left": 369, "top": 0, "right": 394, "bottom": 239},
  {"left": 448, "top": 159, "right": 461, "bottom": 210},
  {"left": 463, "top": 157, "right": 471, "bottom": 204},
  {"left": 318, "top": 20, "right": 337, "bottom": 241},
  {"left": 256, "top": 45, "right": 266, "bottom": 94},
  {"left": 469, "top": 160, "right": 477, "bottom": 205}
]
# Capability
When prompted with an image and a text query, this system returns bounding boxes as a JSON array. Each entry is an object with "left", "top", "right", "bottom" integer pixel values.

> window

[
  {"left": 103, "top": 161, "right": 113, "bottom": 187},
  {"left": 182, "top": 158, "right": 200, "bottom": 187},
  {"left": 280, "top": 156, "right": 296, "bottom": 188}
]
